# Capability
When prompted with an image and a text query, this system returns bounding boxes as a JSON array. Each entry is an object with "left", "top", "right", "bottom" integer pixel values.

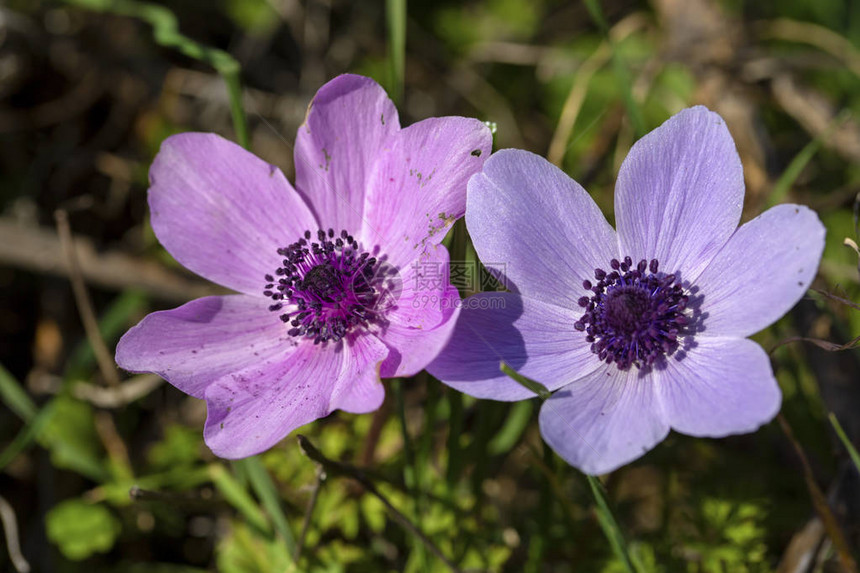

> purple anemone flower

[
  {"left": 427, "top": 107, "right": 825, "bottom": 475},
  {"left": 116, "top": 74, "right": 491, "bottom": 458}
]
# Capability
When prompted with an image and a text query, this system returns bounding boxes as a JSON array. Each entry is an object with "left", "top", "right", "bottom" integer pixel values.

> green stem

[
  {"left": 829, "top": 413, "right": 860, "bottom": 475},
  {"left": 395, "top": 379, "right": 429, "bottom": 570},
  {"left": 64, "top": 0, "right": 250, "bottom": 148},
  {"left": 386, "top": 0, "right": 407, "bottom": 105},
  {"left": 587, "top": 475, "right": 635, "bottom": 573}
]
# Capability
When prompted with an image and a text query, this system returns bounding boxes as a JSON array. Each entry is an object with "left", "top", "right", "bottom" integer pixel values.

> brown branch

[
  {"left": 0, "top": 217, "right": 221, "bottom": 303},
  {"left": 0, "top": 495, "right": 29, "bottom": 573}
]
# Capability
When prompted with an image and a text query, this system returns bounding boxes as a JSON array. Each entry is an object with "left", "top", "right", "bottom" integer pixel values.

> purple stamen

[
  {"left": 573, "top": 257, "right": 689, "bottom": 370},
  {"left": 265, "top": 229, "right": 382, "bottom": 345}
]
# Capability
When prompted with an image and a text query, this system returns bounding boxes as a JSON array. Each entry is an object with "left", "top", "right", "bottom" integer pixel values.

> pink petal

[
  {"left": 615, "top": 107, "right": 744, "bottom": 283},
  {"left": 149, "top": 133, "right": 318, "bottom": 295},
  {"left": 294, "top": 75, "right": 399, "bottom": 234},
  {"left": 376, "top": 243, "right": 459, "bottom": 377},
  {"left": 115, "top": 295, "right": 290, "bottom": 399},
  {"left": 538, "top": 365, "right": 669, "bottom": 475},
  {"left": 379, "top": 285, "right": 461, "bottom": 378},
  {"left": 382, "top": 243, "right": 455, "bottom": 331},
  {"left": 361, "top": 117, "right": 491, "bottom": 267},
  {"left": 694, "top": 204, "right": 825, "bottom": 338},
  {"left": 655, "top": 337, "right": 781, "bottom": 436},
  {"left": 203, "top": 333, "right": 389, "bottom": 458}
]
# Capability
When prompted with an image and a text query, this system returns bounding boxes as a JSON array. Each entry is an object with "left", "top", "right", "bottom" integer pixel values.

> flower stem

[
  {"left": 394, "top": 378, "right": 430, "bottom": 571},
  {"left": 385, "top": 0, "right": 407, "bottom": 105},
  {"left": 587, "top": 475, "right": 635, "bottom": 573},
  {"left": 500, "top": 361, "right": 637, "bottom": 572}
]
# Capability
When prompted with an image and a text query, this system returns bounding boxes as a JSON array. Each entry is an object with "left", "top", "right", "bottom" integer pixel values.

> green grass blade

[
  {"left": 240, "top": 456, "right": 297, "bottom": 555},
  {"left": 765, "top": 110, "right": 850, "bottom": 208},
  {"left": 0, "top": 400, "right": 57, "bottom": 471},
  {"left": 829, "top": 413, "right": 860, "bottom": 475},
  {"left": 0, "top": 363, "right": 36, "bottom": 422},
  {"left": 583, "top": 0, "right": 645, "bottom": 138},
  {"left": 209, "top": 464, "right": 271, "bottom": 535},
  {"left": 386, "top": 0, "right": 407, "bottom": 105},
  {"left": 394, "top": 378, "right": 429, "bottom": 570}
]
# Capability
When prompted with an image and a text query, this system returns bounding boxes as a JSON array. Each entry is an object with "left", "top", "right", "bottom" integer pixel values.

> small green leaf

[
  {"left": 46, "top": 499, "right": 121, "bottom": 560},
  {"left": 38, "top": 395, "right": 108, "bottom": 481}
]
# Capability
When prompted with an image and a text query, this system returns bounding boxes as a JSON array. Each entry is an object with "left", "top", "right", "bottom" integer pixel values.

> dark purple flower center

[
  {"left": 574, "top": 256, "right": 689, "bottom": 370},
  {"left": 264, "top": 229, "right": 384, "bottom": 345}
]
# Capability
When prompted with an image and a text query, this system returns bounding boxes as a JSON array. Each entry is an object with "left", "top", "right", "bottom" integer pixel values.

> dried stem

[
  {"left": 0, "top": 495, "right": 30, "bottom": 573},
  {"left": 54, "top": 210, "right": 120, "bottom": 387},
  {"left": 778, "top": 414, "right": 858, "bottom": 573}
]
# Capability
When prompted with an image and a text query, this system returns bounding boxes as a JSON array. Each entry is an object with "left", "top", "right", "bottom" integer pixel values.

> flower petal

[
  {"left": 615, "top": 107, "right": 744, "bottom": 282},
  {"left": 203, "top": 334, "right": 389, "bottom": 459},
  {"left": 379, "top": 285, "right": 461, "bottom": 378},
  {"left": 115, "top": 295, "right": 290, "bottom": 399},
  {"left": 427, "top": 292, "right": 601, "bottom": 401},
  {"left": 383, "top": 243, "right": 453, "bottom": 332},
  {"left": 694, "top": 204, "right": 825, "bottom": 338},
  {"left": 539, "top": 366, "right": 669, "bottom": 475},
  {"left": 362, "top": 117, "right": 491, "bottom": 267},
  {"left": 377, "top": 243, "right": 460, "bottom": 377},
  {"left": 466, "top": 149, "right": 618, "bottom": 309},
  {"left": 149, "top": 133, "right": 318, "bottom": 295},
  {"left": 294, "top": 74, "right": 399, "bottom": 234},
  {"left": 655, "top": 337, "right": 781, "bottom": 436}
]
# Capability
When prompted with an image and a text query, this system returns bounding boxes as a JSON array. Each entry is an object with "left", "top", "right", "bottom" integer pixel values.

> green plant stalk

[
  {"left": 394, "top": 379, "right": 430, "bottom": 570},
  {"left": 588, "top": 475, "right": 636, "bottom": 573},
  {"left": 64, "top": 0, "right": 250, "bottom": 148},
  {"left": 829, "top": 413, "right": 860, "bottom": 475},
  {"left": 386, "top": 0, "right": 407, "bottom": 105}
]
